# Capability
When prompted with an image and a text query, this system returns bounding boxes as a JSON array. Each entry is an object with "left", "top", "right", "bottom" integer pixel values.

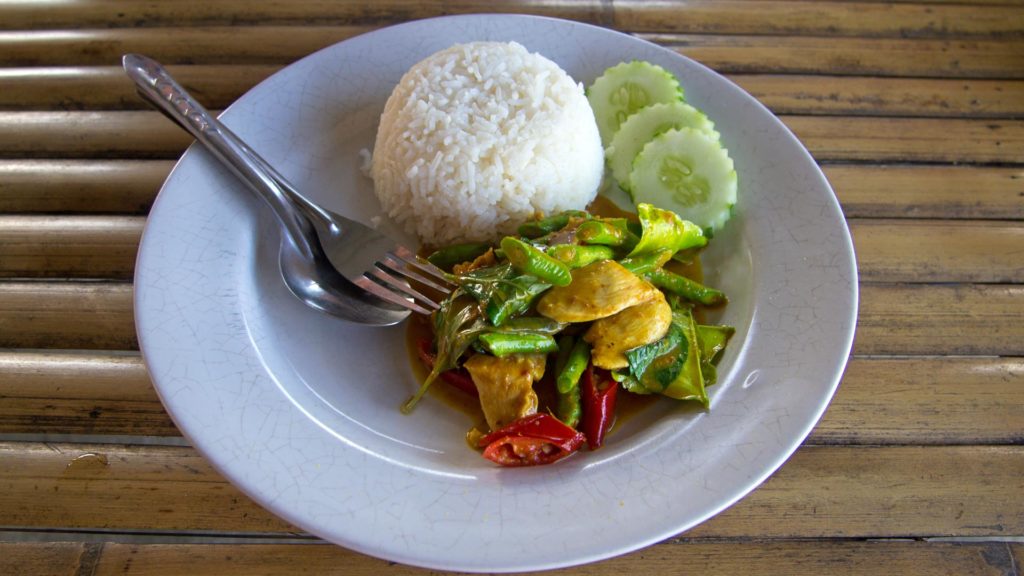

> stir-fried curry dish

[{"left": 405, "top": 203, "right": 734, "bottom": 466}]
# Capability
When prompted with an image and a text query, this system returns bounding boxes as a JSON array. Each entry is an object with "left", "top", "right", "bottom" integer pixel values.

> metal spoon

[{"left": 123, "top": 53, "right": 410, "bottom": 326}]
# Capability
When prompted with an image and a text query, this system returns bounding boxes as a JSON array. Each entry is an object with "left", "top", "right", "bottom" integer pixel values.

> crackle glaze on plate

[{"left": 135, "top": 14, "right": 858, "bottom": 573}]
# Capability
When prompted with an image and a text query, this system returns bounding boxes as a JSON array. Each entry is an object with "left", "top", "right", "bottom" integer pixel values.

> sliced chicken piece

[
  {"left": 584, "top": 292, "right": 673, "bottom": 369},
  {"left": 537, "top": 260, "right": 660, "bottom": 323},
  {"left": 464, "top": 353, "right": 545, "bottom": 431}
]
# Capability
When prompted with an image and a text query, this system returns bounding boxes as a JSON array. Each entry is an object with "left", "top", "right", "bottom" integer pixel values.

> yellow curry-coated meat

[
  {"left": 464, "top": 353, "right": 546, "bottom": 431},
  {"left": 536, "top": 260, "right": 661, "bottom": 323},
  {"left": 584, "top": 291, "right": 673, "bottom": 370}
]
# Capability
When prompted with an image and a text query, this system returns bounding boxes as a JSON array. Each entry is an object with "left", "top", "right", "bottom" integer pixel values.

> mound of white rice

[{"left": 370, "top": 41, "right": 604, "bottom": 245}]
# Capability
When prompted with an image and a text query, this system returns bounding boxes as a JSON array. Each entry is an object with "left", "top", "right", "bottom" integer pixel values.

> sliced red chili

[
  {"left": 581, "top": 362, "right": 618, "bottom": 450},
  {"left": 478, "top": 413, "right": 586, "bottom": 467},
  {"left": 416, "top": 338, "right": 478, "bottom": 397}
]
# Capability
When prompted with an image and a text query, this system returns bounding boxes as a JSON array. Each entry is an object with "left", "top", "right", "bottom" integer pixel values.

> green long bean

[
  {"left": 647, "top": 269, "right": 727, "bottom": 306},
  {"left": 500, "top": 237, "right": 572, "bottom": 287},
  {"left": 478, "top": 332, "right": 559, "bottom": 357},
  {"left": 546, "top": 244, "right": 615, "bottom": 269}
]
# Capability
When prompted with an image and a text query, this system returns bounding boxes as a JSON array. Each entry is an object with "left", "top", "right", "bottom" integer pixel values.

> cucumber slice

[
  {"left": 629, "top": 128, "right": 737, "bottom": 233},
  {"left": 587, "top": 61, "right": 684, "bottom": 145},
  {"left": 606, "top": 101, "right": 719, "bottom": 192}
]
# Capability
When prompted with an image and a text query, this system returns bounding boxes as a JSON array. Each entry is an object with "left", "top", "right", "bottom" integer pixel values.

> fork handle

[{"left": 122, "top": 53, "right": 317, "bottom": 258}]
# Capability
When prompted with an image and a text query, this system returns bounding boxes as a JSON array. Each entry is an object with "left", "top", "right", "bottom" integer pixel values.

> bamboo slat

[
  {"left": 825, "top": 165, "right": 1024, "bottom": 220},
  {"left": 1, "top": 540, "right": 1017, "bottom": 576},
  {"left": 613, "top": 0, "right": 1024, "bottom": 38},
  {"left": 856, "top": 283, "right": 1024, "bottom": 356},
  {"left": 658, "top": 35, "right": 1024, "bottom": 78},
  {"left": 83, "top": 540, "right": 1024, "bottom": 576},
  {"left": 0, "top": 159, "right": 169, "bottom": 214},
  {"left": 0, "top": 66, "right": 278, "bottom": 111},
  {"left": 0, "top": 0, "right": 608, "bottom": 31},
  {"left": 0, "top": 442, "right": 1019, "bottom": 538},
  {"left": 0, "top": 27, "right": 374, "bottom": 68},
  {"left": 4, "top": 111, "right": 1021, "bottom": 163},
  {"left": 783, "top": 116, "right": 1024, "bottom": 163},
  {"left": 731, "top": 75, "right": 1024, "bottom": 118},
  {"left": 6, "top": 68, "right": 1024, "bottom": 120},
  {"left": 0, "top": 282, "right": 135, "bottom": 350},
  {"left": 0, "top": 0, "right": 1020, "bottom": 39},
  {"left": 0, "top": 215, "right": 143, "bottom": 279},
  {"left": 850, "top": 220, "right": 1024, "bottom": 283},
  {"left": 1, "top": 352, "right": 1020, "bottom": 446},
  {"left": 809, "top": 357, "right": 1024, "bottom": 445},
  {"left": 0, "top": 112, "right": 194, "bottom": 159},
  {"left": 3, "top": 161, "right": 1020, "bottom": 220},
  {"left": 77, "top": 541, "right": 1024, "bottom": 573},
  {"left": 2, "top": 216, "right": 1022, "bottom": 283},
  {"left": 0, "top": 351, "right": 176, "bottom": 437},
  {"left": 2, "top": 29, "right": 1022, "bottom": 79}
]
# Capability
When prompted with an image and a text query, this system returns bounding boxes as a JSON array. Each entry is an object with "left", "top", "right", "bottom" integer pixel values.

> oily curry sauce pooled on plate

[{"left": 404, "top": 196, "right": 733, "bottom": 467}]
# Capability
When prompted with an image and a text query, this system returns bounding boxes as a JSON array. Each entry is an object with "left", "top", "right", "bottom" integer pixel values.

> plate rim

[{"left": 135, "top": 13, "right": 859, "bottom": 572}]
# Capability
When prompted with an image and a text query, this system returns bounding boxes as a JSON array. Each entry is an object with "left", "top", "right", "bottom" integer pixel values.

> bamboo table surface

[{"left": 1, "top": 1, "right": 1022, "bottom": 574}]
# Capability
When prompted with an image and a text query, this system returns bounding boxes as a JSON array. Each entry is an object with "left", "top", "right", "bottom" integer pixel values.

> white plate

[{"left": 136, "top": 14, "right": 857, "bottom": 573}]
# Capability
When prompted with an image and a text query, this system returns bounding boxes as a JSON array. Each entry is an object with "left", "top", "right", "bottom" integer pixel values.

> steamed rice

[{"left": 370, "top": 41, "right": 604, "bottom": 245}]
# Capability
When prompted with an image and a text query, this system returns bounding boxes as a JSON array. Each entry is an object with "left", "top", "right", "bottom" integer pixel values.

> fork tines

[{"left": 354, "top": 246, "right": 453, "bottom": 315}]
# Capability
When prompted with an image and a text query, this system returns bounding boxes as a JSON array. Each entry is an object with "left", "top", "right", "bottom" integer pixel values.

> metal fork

[{"left": 123, "top": 54, "right": 453, "bottom": 325}]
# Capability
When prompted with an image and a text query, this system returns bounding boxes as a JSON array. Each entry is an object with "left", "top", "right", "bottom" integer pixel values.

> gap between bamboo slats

[
  {"left": 0, "top": 282, "right": 1020, "bottom": 355},
  {"left": 0, "top": 540, "right": 1020, "bottom": 576},
  {"left": 1, "top": 29, "right": 1021, "bottom": 79},
  {"left": 0, "top": 0, "right": 1020, "bottom": 39},
  {"left": 0, "top": 442, "right": 1019, "bottom": 538},
  {"left": 4, "top": 68, "right": 1024, "bottom": 120},
  {"left": 0, "top": 352, "right": 1020, "bottom": 445},
  {"left": 1, "top": 111, "right": 1022, "bottom": 163},
  {"left": 3, "top": 161, "right": 1020, "bottom": 219},
  {"left": 2, "top": 216, "right": 1021, "bottom": 283}
]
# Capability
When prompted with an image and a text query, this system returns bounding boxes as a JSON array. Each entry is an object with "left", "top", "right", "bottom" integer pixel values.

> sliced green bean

[
  {"left": 546, "top": 244, "right": 615, "bottom": 269},
  {"left": 556, "top": 338, "right": 590, "bottom": 394},
  {"left": 426, "top": 242, "right": 492, "bottom": 271},
  {"left": 647, "top": 269, "right": 728, "bottom": 306},
  {"left": 488, "top": 317, "right": 567, "bottom": 335},
  {"left": 576, "top": 218, "right": 634, "bottom": 247},
  {"left": 556, "top": 384, "right": 581, "bottom": 428},
  {"left": 478, "top": 332, "right": 559, "bottom": 357},
  {"left": 517, "top": 210, "right": 589, "bottom": 238},
  {"left": 500, "top": 236, "right": 572, "bottom": 287}
]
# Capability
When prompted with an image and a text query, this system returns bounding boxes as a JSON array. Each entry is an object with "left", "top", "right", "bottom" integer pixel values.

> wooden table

[{"left": 1, "top": 1, "right": 1022, "bottom": 574}]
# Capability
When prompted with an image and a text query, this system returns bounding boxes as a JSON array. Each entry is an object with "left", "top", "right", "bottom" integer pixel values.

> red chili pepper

[
  {"left": 416, "top": 339, "right": 478, "bottom": 397},
  {"left": 478, "top": 413, "right": 586, "bottom": 467},
  {"left": 581, "top": 361, "right": 617, "bottom": 450}
]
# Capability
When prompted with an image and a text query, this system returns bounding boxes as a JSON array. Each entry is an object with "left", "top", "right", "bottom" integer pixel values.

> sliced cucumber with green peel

[
  {"left": 587, "top": 61, "right": 684, "bottom": 145},
  {"left": 606, "top": 101, "right": 719, "bottom": 192},
  {"left": 629, "top": 128, "right": 737, "bottom": 233}
]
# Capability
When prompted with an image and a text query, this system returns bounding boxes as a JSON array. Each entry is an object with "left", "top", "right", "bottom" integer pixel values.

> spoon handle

[{"left": 122, "top": 53, "right": 316, "bottom": 257}]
